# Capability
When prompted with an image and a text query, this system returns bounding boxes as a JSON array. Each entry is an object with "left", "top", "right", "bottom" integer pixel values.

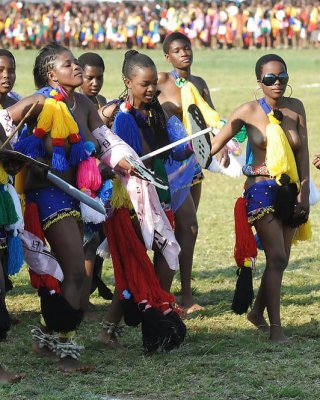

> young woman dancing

[
  {"left": 210, "top": 54, "right": 310, "bottom": 343},
  {"left": 98, "top": 50, "right": 185, "bottom": 353},
  {"left": 1, "top": 44, "right": 137, "bottom": 372},
  {"left": 158, "top": 32, "right": 229, "bottom": 313}
]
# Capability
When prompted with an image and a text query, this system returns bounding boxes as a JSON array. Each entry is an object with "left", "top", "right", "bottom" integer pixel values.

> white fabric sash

[{"left": 92, "top": 125, "right": 180, "bottom": 270}]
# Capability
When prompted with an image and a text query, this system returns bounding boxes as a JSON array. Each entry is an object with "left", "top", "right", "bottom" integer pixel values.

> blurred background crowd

[{"left": 0, "top": 0, "right": 319, "bottom": 51}]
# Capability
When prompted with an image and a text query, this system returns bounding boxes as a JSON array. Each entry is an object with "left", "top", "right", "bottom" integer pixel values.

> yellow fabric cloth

[
  {"left": 265, "top": 112, "right": 299, "bottom": 188},
  {"left": 180, "top": 81, "right": 222, "bottom": 135},
  {"left": 265, "top": 109, "right": 311, "bottom": 241}
]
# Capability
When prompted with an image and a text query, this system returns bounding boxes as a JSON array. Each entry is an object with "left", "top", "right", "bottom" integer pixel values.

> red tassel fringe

[
  {"left": 24, "top": 201, "right": 61, "bottom": 293},
  {"left": 164, "top": 209, "right": 175, "bottom": 230},
  {"left": 29, "top": 269, "right": 61, "bottom": 293},
  {"left": 234, "top": 197, "right": 257, "bottom": 268},
  {"left": 105, "top": 208, "right": 175, "bottom": 311},
  {"left": 24, "top": 202, "right": 45, "bottom": 242}
]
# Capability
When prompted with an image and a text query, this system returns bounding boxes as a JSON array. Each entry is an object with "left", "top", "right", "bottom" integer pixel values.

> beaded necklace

[{"left": 171, "top": 70, "right": 188, "bottom": 88}]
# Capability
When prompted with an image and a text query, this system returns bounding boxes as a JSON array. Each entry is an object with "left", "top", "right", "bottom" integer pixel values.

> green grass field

[{"left": 1, "top": 48, "right": 320, "bottom": 400}]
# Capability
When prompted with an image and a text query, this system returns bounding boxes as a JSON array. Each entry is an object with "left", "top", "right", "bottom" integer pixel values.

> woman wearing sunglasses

[{"left": 210, "top": 54, "right": 310, "bottom": 343}]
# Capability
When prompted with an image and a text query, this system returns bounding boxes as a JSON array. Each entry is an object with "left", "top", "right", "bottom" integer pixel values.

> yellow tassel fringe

[{"left": 110, "top": 177, "right": 133, "bottom": 210}]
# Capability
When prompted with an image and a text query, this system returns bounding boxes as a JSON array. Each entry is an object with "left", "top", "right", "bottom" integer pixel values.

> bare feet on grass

[
  {"left": 32, "top": 341, "right": 58, "bottom": 359},
  {"left": 83, "top": 310, "right": 100, "bottom": 322},
  {"left": 269, "top": 325, "right": 290, "bottom": 343},
  {"left": 97, "top": 329, "right": 124, "bottom": 350},
  {"left": 180, "top": 296, "right": 205, "bottom": 315},
  {"left": 58, "top": 357, "right": 95, "bottom": 373},
  {"left": 247, "top": 310, "right": 270, "bottom": 333},
  {"left": 0, "top": 366, "right": 26, "bottom": 384},
  {"left": 184, "top": 303, "right": 205, "bottom": 315}
]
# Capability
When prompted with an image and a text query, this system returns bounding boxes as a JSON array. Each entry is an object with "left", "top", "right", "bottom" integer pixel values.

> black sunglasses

[{"left": 260, "top": 72, "right": 289, "bottom": 86}]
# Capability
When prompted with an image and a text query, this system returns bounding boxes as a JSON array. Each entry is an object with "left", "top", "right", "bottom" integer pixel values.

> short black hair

[
  {"left": 255, "top": 54, "right": 287, "bottom": 81},
  {"left": 162, "top": 32, "right": 191, "bottom": 54},
  {"left": 78, "top": 52, "right": 105, "bottom": 72},
  {"left": 0, "top": 49, "right": 15, "bottom": 68}
]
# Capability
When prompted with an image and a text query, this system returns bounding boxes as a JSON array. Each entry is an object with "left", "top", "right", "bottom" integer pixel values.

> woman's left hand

[
  {"left": 312, "top": 154, "right": 320, "bottom": 169},
  {"left": 216, "top": 146, "right": 230, "bottom": 168},
  {"left": 294, "top": 191, "right": 309, "bottom": 221},
  {"left": 114, "top": 158, "right": 135, "bottom": 175}
]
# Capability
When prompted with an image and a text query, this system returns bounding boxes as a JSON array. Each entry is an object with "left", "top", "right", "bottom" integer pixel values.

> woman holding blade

[
  {"left": 98, "top": 50, "right": 186, "bottom": 354},
  {"left": 0, "top": 43, "right": 140, "bottom": 373}
]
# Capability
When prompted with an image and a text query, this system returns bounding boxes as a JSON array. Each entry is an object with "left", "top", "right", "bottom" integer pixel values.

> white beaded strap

[
  {"left": 31, "top": 326, "right": 58, "bottom": 352},
  {"left": 55, "top": 339, "right": 84, "bottom": 360},
  {"left": 101, "top": 321, "right": 124, "bottom": 338}
]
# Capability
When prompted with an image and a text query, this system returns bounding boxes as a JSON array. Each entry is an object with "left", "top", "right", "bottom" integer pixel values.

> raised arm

[
  {"left": 157, "top": 71, "right": 170, "bottom": 89},
  {"left": 211, "top": 103, "right": 247, "bottom": 156},
  {"left": 6, "top": 94, "right": 45, "bottom": 124},
  {"left": 0, "top": 94, "right": 45, "bottom": 148}
]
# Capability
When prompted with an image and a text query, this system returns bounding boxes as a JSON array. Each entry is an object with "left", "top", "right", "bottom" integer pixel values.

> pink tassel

[
  {"left": 76, "top": 157, "right": 102, "bottom": 197},
  {"left": 77, "top": 156, "right": 104, "bottom": 224}
]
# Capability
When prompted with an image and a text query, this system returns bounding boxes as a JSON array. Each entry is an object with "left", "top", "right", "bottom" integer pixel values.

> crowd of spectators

[{"left": 0, "top": 1, "right": 319, "bottom": 51}]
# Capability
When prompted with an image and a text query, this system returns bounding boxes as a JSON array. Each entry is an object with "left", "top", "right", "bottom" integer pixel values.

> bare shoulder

[
  {"left": 231, "top": 100, "right": 258, "bottom": 120},
  {"left": 157, "top": 71, "right": 170, "bottom": 86},
  {"left": 74, "top": 91, "right": 91, "bottom": 106},
  {"left": 284, "top": 97, "right": 305, "bottom": 114},
  {"left": 192, "top": 74, "right": 206, "bottom": 85},
  {"left": 191, "top": 74, "right": 208, "bottom": 89}
]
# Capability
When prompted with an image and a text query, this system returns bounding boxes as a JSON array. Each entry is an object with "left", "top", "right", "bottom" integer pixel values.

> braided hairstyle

[
  {"left": 33, "top": 43, "right": 70, "bottom": 89},
  {"left": 119, "top": 50, "right": 170, "bottom": 155}
]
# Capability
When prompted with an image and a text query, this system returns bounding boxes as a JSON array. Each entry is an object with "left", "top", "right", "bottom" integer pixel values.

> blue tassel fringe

[
  {"left": 6, "top": 234, "right": 24, "bottom": 275},
  {"left": 52, "top": 146, "right": 69, "bottom": 172}
]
